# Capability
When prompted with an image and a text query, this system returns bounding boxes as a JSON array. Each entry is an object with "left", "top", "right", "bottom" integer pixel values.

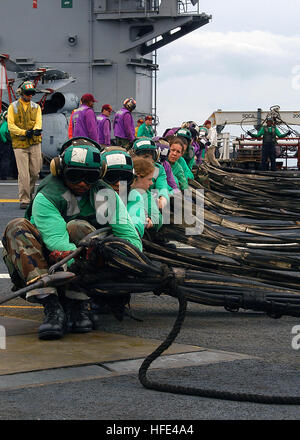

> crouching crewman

[{"left": 1, "top": 138, "right": 142, "bottom": 340}]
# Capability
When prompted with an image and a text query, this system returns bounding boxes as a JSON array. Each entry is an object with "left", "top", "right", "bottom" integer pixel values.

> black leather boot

[
  {"left": 89, "top": 297, "right": 110, "bottom": 330},
  {"left": 38, "top": 295, "right": 67, "bottom": 340},
  {"left": 64, "top": 299, "right": 93, "bottom": 333}
]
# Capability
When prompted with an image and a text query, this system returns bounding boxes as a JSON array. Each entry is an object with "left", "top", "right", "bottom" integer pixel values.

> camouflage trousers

[{"left": 2, "top": 218, "right": 96, "bottom": 302}]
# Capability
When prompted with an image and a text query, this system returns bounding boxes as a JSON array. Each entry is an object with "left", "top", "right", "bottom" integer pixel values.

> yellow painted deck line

[
  {"left": 0, "top": 305, "right": 43, "bottom": 309},
  {"left": 0, "top": 199, "right": 19, "bottom": 202}
]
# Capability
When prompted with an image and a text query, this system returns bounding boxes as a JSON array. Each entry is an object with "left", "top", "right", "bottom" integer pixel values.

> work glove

[
  {"left": 48, "top": 250, "right": 74, "bottom": 264},
  {"left": 32, "top": 129, "right": 42, "bottom": 136},
  {"left": 247, "top": 131, "right": 253, "bottom": 137},
  {"left": 286, "top": 130, "right": 292, "bottom": 137},
  {"left": 25, "top": 129, "right": 34, "bottom": 138}
]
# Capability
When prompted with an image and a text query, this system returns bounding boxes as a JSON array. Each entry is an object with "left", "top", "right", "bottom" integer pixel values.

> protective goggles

[
  {"left": 103, "top": 169, "right": 134, "bottom": 185},
  {"left": 63, "top": 167, "right": 101, "bottom": 184},
  {"left": 23, "top": 89, "right": 36, "bottom": 96}
]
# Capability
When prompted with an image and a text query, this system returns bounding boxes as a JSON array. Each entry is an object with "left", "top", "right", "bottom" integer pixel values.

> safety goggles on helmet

[
  {"left": 63, "top": 167, "right": 101, "bottom": 185},
  {"left": 103, "top": 169, "right": 134, "bottom": 185},
  {"left": 101, "top": 150, "right": 134, "bottom": 185},
  {"left": 23, "top": 89, "right": 36, "bottom": 96},
  {"left": 21, "top": 81, "right": 36, "bottom": 96}
]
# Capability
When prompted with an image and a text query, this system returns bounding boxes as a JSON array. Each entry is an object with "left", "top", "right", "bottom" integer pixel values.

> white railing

[
  {"left": 106, "top": 1, "right": 160, "bottom": 14},
  {"left": 99, "top": 1, "right": 201, "bottom": 16}
]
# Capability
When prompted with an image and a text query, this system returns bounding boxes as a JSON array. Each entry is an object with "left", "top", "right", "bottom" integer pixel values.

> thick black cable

[{"left": 138, "top": 287, "right": 300, "bottom": 404}]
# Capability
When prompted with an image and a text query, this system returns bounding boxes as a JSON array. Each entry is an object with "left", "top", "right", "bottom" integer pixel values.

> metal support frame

[{"left": 234, "top": 136, "right": 300, "bottom": 170}]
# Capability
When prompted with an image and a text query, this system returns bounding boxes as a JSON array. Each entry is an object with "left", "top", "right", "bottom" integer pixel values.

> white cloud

[
  {"left": 156, "top": 29, "right": 300, "bottom": 135},
  {"left": 158, "top": 30, "right": 300, "bottom": 79}
]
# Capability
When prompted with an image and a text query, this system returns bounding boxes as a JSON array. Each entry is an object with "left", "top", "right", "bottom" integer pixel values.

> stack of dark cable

[
  {"left": 68, "top": 234, "right": 300, "bottom": 404},
  {"left": 4, "top": 164, "right": 300, "bottom": 403},
  {"left": 139, "top": 164, "right": 300, "bottom": 320}
]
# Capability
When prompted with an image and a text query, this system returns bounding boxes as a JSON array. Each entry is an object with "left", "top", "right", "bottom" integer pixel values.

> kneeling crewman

[{"left": 2, "top": 138, "right": 142, "bottom": 340}]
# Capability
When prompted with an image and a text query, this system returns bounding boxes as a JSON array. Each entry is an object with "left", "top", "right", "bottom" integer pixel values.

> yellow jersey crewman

[{"left": 7, "top": 81, "right": 42, "bottom": 209}]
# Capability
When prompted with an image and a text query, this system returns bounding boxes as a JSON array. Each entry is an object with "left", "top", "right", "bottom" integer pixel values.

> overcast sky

[{"left": 156, "top": 0, "right": 300, "bottom": 136}]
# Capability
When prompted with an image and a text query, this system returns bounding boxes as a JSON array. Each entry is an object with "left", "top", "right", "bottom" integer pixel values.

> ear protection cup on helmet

[
  {"left": 50, "top": 156, "right": 63, "bottom": 176},
  {"left": 153, "top": 148, "right": 160, "bottom": 163}
]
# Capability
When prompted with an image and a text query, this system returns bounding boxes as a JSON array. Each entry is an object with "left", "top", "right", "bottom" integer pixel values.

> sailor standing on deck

[
  {"left": 137, "top": 115, "right": 154, "bottom": 138},
  {"left": 97, "top": 104, "right": 113, "bottom": 146},
  {"left": 247, "top": 117, "right": 291, "bottom": 171},
  {"left": 7, "top": 81, "right": 42, "bottom": 210},
  {"left": 204, "top": 120, "right": 220, "bottom": 167},
  {"left": 113, "top": 98, "right": 136, "bottom": 149},
  {"left": 72, "top": 94, "right": 99, "bottom": 144}
]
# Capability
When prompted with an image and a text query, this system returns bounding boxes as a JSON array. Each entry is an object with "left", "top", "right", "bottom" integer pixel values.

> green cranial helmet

[
  {"left": 101, "top": 149, "right": 134, "bottom": 185},
  {"left": 101, "top": 149, "right": 133, "bottom": 172},
  {"left": 20, "top": 81, "right": 36, "bottom": 95},
  {"left": 176, "top": 128, "right": 192, "bottom": 145},
  {"left": 198, "top": 126, "right": 208, "bottom": 136},
  {"left": 132, "top": 137, "right": 159, "bottom": 161},
  {"left": 63, "top": 145, "right": 101, "bottom": 169}
]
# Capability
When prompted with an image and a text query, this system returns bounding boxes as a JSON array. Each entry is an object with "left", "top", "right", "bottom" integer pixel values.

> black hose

[{"left": 139, "top": 288, "right": 300, "bottom": 404}]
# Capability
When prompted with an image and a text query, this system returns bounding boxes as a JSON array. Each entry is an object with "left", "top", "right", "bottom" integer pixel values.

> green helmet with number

[
  {"left": 50, "top": 139, "right": 103, "bottom": 183},
  {"left": 60, "top": 137, "right": 102, "bottom": 169},
  {"left": 198, "top": 126, "right": 208, "bottom": 137},
  {"left": 176, "top": 128, "right": 192, "bottom": 145},
  {"left": 132, "top": 137, "right": 159, "bottom": 162},
  {"left": 101, "top": 148, "right": 134, "bottom": 185},
  {"left": 63, "top": 145, "right": 101, "bottom": 169}
]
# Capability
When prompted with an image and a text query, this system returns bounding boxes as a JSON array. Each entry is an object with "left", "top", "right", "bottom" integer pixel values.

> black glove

[
  {"left": 25, "top": 129, "right": 34, "bottom": 138},
  {"left": 286, "top": 130, "right": 291, "bottom": 137},
  {"left": 32, "top": 129, "right": 42, "bottom": 136},
  {"left": 247, "top": 131, "right": 253, "bottom": 137}
]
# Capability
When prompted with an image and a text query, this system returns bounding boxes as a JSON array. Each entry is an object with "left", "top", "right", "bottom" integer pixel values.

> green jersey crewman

[
  {"left": 176, "top": 128, "right": 195, "bottom": 177},
  {"left": 137, "top": 115, "right": 154, "bottom": 138},
  {"left": 2, "top": 137, "right": 142, "bottom": 340},
  {"left": 247, "top": 118, "right": 291, "bottom": 171}
]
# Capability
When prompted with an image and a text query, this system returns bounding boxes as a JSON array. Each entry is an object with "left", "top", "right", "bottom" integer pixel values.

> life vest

[
  {"left": 72, "top": 104, "right": 98, "bottom": 141},
  {"left": 10, "top": 99, "right": 42, "bottom": 149},
  {"left": 97, "top": 114, "right": 111, "bottom": 145},
  {"left": 113, "top": 107, "right": 135, "bottom": 140},
  {"left": 263, "top": 126, "right": 277, "bottom": 144},
  {"left": 25, "top": 174, "right": 104, "bottom": 227}
]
